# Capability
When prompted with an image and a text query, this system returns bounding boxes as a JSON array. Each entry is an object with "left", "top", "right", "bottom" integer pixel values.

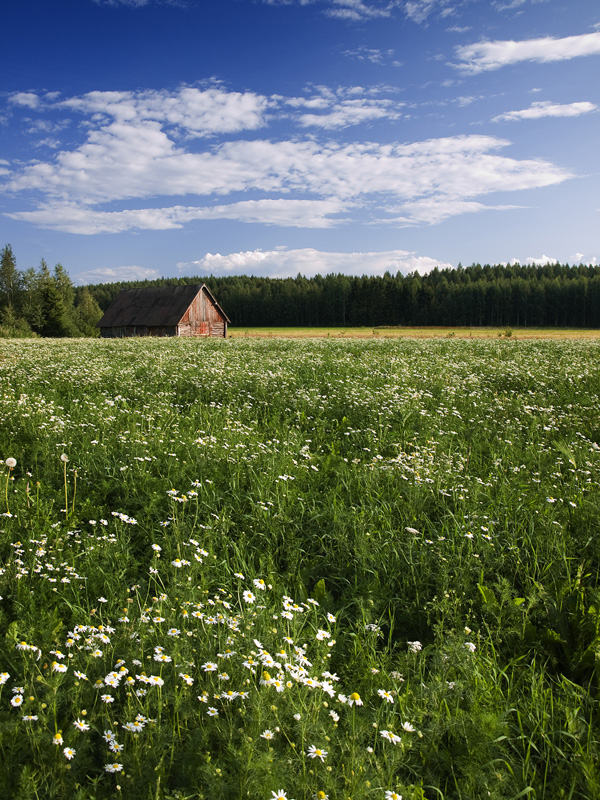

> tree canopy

[{"left": 0, "top": 246, "right": 102, "bottom": 338}]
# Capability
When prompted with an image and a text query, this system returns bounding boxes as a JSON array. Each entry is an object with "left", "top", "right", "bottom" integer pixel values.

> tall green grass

[{"left": 0, "top": 337, "right": 599, "bottom": 799}]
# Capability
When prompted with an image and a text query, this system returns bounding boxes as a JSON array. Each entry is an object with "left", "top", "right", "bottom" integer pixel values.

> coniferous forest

[
  {"left": 85, "top": 262, "right": 600, "bottom": 329},
  {"left": 3, "top": 242, "right": 600, "bottom": 335}
]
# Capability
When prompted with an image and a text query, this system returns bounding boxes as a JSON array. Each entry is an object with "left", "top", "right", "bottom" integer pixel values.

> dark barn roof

[{"left": 98, "top": 284, "right": 230, "bottom": 328}]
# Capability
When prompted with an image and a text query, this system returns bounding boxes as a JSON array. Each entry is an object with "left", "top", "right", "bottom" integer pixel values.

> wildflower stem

[
  {"left": 63, "top": 460, "right": 68, "bottom": 517},
  {"left": 5, "top": 468, "right": 10, "bottom": 516},
  {"left": 72, "top": 469, "right": 77, "bottom": 515}
]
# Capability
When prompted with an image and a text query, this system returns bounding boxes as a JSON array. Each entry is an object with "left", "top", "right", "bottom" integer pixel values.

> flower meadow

[{"left": 0, "top": 336, "right": 599, "bottom": 800}]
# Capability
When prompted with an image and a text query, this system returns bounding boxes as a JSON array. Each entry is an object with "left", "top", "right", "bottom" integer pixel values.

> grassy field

[
  {"left": 228, "top": 326, "right": 600, "bottom": 339},
  {"left": 1, "top": 336, "right": 599, "bottom": 800}
]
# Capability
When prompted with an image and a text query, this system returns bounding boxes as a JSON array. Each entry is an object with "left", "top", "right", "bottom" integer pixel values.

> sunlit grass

[{"left": 0, "top": 336, "right": 599, "bottom": 799}]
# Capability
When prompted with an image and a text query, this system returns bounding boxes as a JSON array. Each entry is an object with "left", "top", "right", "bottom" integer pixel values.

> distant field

[{"left": 229, "top": 325, "right": 600, "bottom": 339}]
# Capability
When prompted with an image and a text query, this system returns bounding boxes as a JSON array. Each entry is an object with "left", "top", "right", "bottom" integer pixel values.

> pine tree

[{"left": 0, "top": 244, "right": 22, "bottom": 311}]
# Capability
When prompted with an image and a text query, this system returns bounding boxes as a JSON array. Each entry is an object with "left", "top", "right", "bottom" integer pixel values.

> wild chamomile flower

[
  {"left": 207, "top": 707, "right": 219, "bottom": 717},
  {"left": 52, "top": 732, "right": 64, "bottom": 746},
  {"left": 243, "top": 590, "right": 256, "bottom": 604},
  {"left": 377, "top": 689, "right": 394, "bottom": 703},
  {"left": 347, "top": 692, "right": 363, "bottom": 706},
  {"left": 10, "top": 695, "right": 24, "bottom": 707},
  {"left": 123, "top": 720, "right": 145, "bottom": 733},
  {"left": 105, "top": 763, "right": 123, "bottom": 773},
  {"left": 63, "top": 747, "right": 76, "bottom": 760},
  {"left": 73, "top": 719, "right": 90, "bottom": 732},
  {"left": 306, "top": 745, "right": 328, "bottom": 761},
  {"left": 385, "top": 792, "right": 403, "bottom": 800},
  {"left": 261, "top": 729, "right": 275, "bottom": 740},
  {"left": 380, "top": 730, "right": 401, "bottom": 745},
  {"left": 271, "top": 791, "right": 290, "bottom": 800},
  {"left": 253, "top": 578, "right": 267, "bottom": 591}
]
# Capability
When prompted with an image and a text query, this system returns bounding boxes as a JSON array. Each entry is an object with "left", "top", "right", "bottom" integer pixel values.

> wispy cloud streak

[{"left": 454, "top": 31, "right": 600, "bottom": 73}]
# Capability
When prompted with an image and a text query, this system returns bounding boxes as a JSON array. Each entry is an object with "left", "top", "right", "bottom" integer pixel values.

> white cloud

[
  {"left": 493, "top": 100, "right": 597, "bottom": 122},
  {"left": 342, "top": 46, "right": 400, "bottom": 65},
  {"left": 8, "top": 198, "right": 349, "bottom": 234},
  {"left": 261, "top": 0, "right": 398, "bottom": 20},
  {"left": 571, "top": 252, "right": 598, "bottom": 266},
  {"left": 326, "top": 0, "right": 396, "bottom": 20},
  {"left": 3, "top": 85, "right": 574, "bottom": 234},
  {"left": 509, "top": 254, "right": 558, "bottom": 266},
  {"left": 60, "top": 86, "right": 270, "bottom": 137},
  {"left": 298, "top": 97, "right": 402, "bottom": 128},
  {"left": 8, "top": 92, "right": 41, "bottom": 109},
  {"left": 286, "top": 85, "right": 404, "bottom": 129},
  {"left": 263, "top": 0, "right": 460, "bottom": 22},
  {"left": 386, "top": 197, "right": 521, "bottom": 226},
  {"left": 404, "top": 0, "right": 441, "bottom": 23},
  {"left": 454, "top": 31, "right": 600, "bottom": 73},
  {"left": 5, "top": 123, "right": 570, "bottom": 206},
  {"left": 76, "top": 265, "right": 162, "bottom": 284},
  {"left": 178, "top": 247, "right": 451, "bottom": 278}
]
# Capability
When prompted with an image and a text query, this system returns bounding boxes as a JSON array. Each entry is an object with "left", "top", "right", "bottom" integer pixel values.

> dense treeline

[
  {"left": 3, "top": 242, "right": 600, "bottom": 335},
  {"left": 82, "top": 261, "right": 600, "bottom": 329},
  {"left": 0, "top": 244, "right": 103, "bottom": 338}
]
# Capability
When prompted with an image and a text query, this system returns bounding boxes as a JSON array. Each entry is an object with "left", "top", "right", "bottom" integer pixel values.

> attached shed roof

[{"left": 98, "top": 284, "right": 230, "bottom": 328}]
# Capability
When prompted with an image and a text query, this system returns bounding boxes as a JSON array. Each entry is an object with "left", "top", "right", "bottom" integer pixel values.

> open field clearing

[
  {"left": 228, "top": 326, "right": 600, "bottom": 340},
  {"left": 1, "top": 337, "right": 599, "bottom": 800}
]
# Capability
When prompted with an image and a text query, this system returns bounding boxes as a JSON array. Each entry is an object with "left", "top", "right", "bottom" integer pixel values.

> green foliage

[
  {"left": 73, "top": 287, "right": 102, "bottom": 337},
  {"left": 0, "top": 247, "right": 89, "bottom": 338}
]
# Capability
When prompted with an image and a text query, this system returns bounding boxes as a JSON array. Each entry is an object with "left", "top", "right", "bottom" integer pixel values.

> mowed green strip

[{"left": 0, "top": 336, "right": 599, "bottom": 800}]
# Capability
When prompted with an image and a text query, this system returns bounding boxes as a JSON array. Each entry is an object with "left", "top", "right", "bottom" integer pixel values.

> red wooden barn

[{"left": 97, "top": 284, "right": 230, "bottom": 338}]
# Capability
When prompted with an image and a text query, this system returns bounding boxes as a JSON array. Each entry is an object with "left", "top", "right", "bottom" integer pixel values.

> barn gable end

[{"left": 97, "top": 284, "right": 230, "bottom": 338}]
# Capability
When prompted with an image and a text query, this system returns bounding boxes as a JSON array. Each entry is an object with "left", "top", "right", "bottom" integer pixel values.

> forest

[
  {"left": 86, "top": 261, "right": 600, "bottom": 329},
  {"left": 2, "top": 242, "right": 600, "bottom": 335}
]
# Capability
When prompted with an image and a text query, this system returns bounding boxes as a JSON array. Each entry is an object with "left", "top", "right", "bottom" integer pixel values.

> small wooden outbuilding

[{"left": 97, "top": 284, "right": 230, "bottom": 338}]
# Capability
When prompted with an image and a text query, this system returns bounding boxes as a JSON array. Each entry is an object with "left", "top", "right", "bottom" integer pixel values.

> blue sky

[{"left": 1, "top": 0, "right": 599, "bottom": 284}]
